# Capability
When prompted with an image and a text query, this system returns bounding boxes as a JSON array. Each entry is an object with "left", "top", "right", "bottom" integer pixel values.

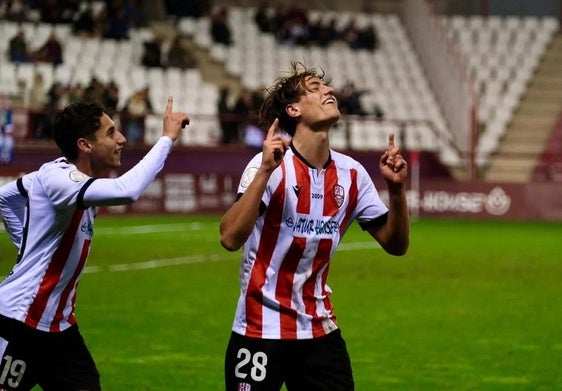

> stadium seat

[{"left": 444, "top": 14, "right": 558, "bottom": 166}]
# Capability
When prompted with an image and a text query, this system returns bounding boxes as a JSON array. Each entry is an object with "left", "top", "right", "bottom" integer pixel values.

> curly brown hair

[{"left": 258, "top": 62, "right": 329, "bottom": 136}]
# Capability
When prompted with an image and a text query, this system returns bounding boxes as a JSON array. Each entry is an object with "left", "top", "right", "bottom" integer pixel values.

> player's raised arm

[
  {"left": 368, "top": 132, "right": 410, "bottom": 255},
  {"left": 82, "top": 97, "right": 190, "bottom": 207},
  {"left": 220, "top": 119, "right": 289, "bottom": 252}
]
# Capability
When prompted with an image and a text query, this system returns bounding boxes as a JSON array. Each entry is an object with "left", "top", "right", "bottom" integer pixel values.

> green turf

[{"left": 1, "top": 216, "right": 561, "bottom": 390}]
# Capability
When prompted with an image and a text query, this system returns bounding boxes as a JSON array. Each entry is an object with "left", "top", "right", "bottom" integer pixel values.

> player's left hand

[{"left": 379, "top": 133, "right": 407, "bottom": 185}]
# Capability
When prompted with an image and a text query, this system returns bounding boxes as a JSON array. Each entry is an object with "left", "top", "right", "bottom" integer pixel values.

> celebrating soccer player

[{"left": 220, "top": 62, "right": 410, "bottom": 390}]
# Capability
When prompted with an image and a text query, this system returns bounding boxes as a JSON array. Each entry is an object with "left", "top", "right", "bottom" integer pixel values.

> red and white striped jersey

[
  {"left": 0, "top": 136, "right": 173, "bottom": 332},
  {"left": 233, "top": 145, "right": 388, "bottom": 340},
  {"left": 0, "top": 158, "right": 97, "bottom": 332}
]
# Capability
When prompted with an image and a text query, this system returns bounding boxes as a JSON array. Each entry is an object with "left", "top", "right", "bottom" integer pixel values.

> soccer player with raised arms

[
  {"left": 220, "top": 62, "right": 410, "bottom": 390},
  {"left": 0, "top": 97, "right": 189, "bottom": 390}
]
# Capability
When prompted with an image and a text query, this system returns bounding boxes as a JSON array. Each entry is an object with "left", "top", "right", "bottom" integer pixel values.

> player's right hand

[
  {"left": 162, "top": 96, "right": 190, "bottom": 142},
  {"left": 261, "top": 118, "right": 290, "bottom": 172}
]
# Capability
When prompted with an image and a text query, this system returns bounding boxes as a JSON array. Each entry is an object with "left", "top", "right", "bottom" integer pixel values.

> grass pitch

[{"left": 1, "top": 216, "right": 561, "bottom": 390}]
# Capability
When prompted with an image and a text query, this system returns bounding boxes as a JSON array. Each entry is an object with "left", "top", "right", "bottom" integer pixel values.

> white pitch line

[
  {"left": 338, "top": 241, "right": 381, "bottom": 250},
  {"left": 94, "top": 223, "right": 205, "bottom": 235},
  {"left": 83, "top": 242, "right": 381, "bottom": 274},
  {"left": 84, "top": 253, "right": 236, "bottom": 274}
]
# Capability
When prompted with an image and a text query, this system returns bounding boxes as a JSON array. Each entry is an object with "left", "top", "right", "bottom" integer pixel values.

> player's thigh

[
  {"left": 38, "top": 325, "right": 100, "bottom": 391},
  {"left": 224, "top": 332, "right": 286, "bottom": 391},
  {"left": 286, "top": 329, "right": 354, "bottom": 391},
  {"left": 0, "top": 316, "right": 39, "bottom": 390}
]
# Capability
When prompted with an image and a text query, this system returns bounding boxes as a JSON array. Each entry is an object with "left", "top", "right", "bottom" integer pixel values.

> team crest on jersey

[
  {"left": 333, "top": 184, "right": 345, "bottom": 207},
  {"left": 240, "top": 167, "right": 258, "bottom": 188},
  {"left": 69, "top": 170, "right": 89, "bottom": 182}
]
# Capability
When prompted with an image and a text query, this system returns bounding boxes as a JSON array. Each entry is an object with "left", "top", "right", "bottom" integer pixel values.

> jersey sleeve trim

[
  {"left": 77, "top": 178, "right": 97, "bottom": 210},
  {"left": 358, "top": 211, "right": 388, "bottom": 231},
  {"left": 16, "top": 177, "right": 28, "bottom": 198},
  {"left": 235, "top": 192, "right": 267, "bottom": 216}
]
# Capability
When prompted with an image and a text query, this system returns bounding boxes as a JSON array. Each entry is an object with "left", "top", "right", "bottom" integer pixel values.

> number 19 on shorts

[{"left": 0, "top": 355, "right": 27, "bottom": 388}]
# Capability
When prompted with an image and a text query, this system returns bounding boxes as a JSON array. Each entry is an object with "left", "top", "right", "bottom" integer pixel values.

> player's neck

[
  {"left": 292, "top": 130, "right": 330, "bottom": 170},
  {"left": 74, "top": 157, "right": 96, "bottom": 177}
]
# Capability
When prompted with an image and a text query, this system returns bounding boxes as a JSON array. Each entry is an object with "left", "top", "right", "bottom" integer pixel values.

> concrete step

[
  {"left": 530, "top": 76, "right": 562, "bottom": 89},
  {"left": 511, "top": 115, "right": 557, "bottom": 129},
  {"left": 497, "top": 142, "right": 547, "bottom": 154},
  {"left": 524, "top": 88, "right": 562, "bottom": 101},
  {"left": 486, "top": 158, "right": 535, "bottom": 168},
  {"left": 484, "top": 170, "right": 532, "bottom": 183},
  {"left": 506, "top": 127, "right": 552, "bottom": 139},
  {"left": 516, "top": 102, "right": 562, "bottom": 116},
  {"left": 481, "top": 34, "right": 562, "bottom": 183}
]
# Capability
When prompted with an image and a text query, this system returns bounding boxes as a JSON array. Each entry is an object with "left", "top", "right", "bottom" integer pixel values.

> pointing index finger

[
  {"left": 266, "top": 118, "right": 279, "bottom": 139},
  {"left": 388, "top": 132, "right": 395, "bottom": 148},
  {"left": 165, "top": 96, "right": 173, "bottom": 114}
]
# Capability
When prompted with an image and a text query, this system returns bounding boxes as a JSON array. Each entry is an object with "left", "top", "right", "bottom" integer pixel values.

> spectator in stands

[
  {"left": 308, "top": 16, "right": 337, "bottom": 47},
  {"left": 166, "top": 33, "right": 197, "bottom": 69},
  {"left": 1, "top": 0, "right": 30, "bottom": 22},
  {"left": 0, "top": 124, "right": 14, "bottom": 165},
  {"left": 340, "top": 19, "right": 362, "bottom": 49},
  {"left": 373, "top": 102, "right": 385, "bottom": 119},
  {"left": 271, "top": 4, "right": 286, "bottom": 36},
  {"left": 231, "top": 88, "right": 255, "bottom": 145},
  {"left": 95, "top": 6, "right": 110, "bottom": 38},
  {"left": 46, "top": 81, "right": 65, "bottom": 111},
  {"left": 73, "top": 4, "right": 97, "bottom": 37},
  {"left": 0, "top": 95, "right": 14, "bottom": 165},
  {"left": 218, "top": 86, "right": 236, "bottom": 144},
  {"left": 211, "top": 7, "right": 232, "bottom": 46},
  {"left": 27, "top": 72, "right": 50, "bottom": 139},
  {"left": 142, "top": 37, "right": 164, "bottom": 68},
  {"left": 103, "top": 80, "right": 120, "bottom": 118},
  {"left": 277, "top": 4, "right": 310, "bottom": 46},
  {"left": 254, "top": 2, "right": 274, "bottom": 34},
  {"left": 123, "top": 0, "right": 146, "bottom": 28},
  {"left": 121, "top": 87, "right": 153, "bottom": 144},
  {"left": 8, "top": 29, "right": 31, "bottom": 63},
  {"left": 83, "top": 77, "right": 106, "bottom": 103},
  {"left": 105, "top": 5, "right": 130, "bottom": 40},
  {"left": 33, "top": 31, "right": 63, "bottom": 65},
  {"left": 69, "top": 84, "right": 86, "bottom": 104},
  {"left": 165, "top": 0, "right": 210, "bottom": 18},
  {"left": 339, "top": 82, "right": 369, "bottom": 116},
  {"left": 357, "top": 23, "right": 379, "bottom": 51},
  {"left": 39, "top": 0, "right": 77, "bottom": 23}
]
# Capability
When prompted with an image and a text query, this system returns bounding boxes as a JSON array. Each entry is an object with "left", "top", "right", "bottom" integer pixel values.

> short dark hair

[
  {"left": 51, "top": 100, "right": 105, "bottom": 161},
  {"left": 259, "top": 62, "right": 329, "bottom": 136}
]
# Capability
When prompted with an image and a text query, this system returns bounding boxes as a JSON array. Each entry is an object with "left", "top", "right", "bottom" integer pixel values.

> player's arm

[
  {"left": 82, "top": 96, "right": 189, "bottom": 207},
  {"left": 0, "top": 172, "right": 35, "bottom": 247},
  {"left": 220, "top": 119, "right": 289, "bottom": 251},
  {"left": 367, "top": 133, "right": 410, "bottom": 255}
]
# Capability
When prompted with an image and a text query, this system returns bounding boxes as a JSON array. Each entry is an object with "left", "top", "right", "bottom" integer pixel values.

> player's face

[
  {"left": 89, "top": 113, "right": 126, "bottom": 172},
  {"left": 295, "top": 76, "right": 340, "bottom": 128}
]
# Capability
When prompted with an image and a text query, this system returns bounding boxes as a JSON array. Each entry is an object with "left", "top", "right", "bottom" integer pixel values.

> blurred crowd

[
  {"left": 253, "top": 2, "right": 379, "bottom": 50},
  {"left": 1, "top": 0, "right": 146, "bottom": 40},
  {"left": 23, "top": 71, "right": 152, "bottom": 145},
  {"left": 1, "top": 0, "right": 383, "bottom": 154},
  {"left": 0, "top": 95, "right": 14, "bottom": 165}
]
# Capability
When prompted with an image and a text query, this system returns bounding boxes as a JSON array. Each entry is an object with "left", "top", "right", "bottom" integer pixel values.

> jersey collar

[{"left": 289, "top": 142, "right": 332, "bottom": 170}]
